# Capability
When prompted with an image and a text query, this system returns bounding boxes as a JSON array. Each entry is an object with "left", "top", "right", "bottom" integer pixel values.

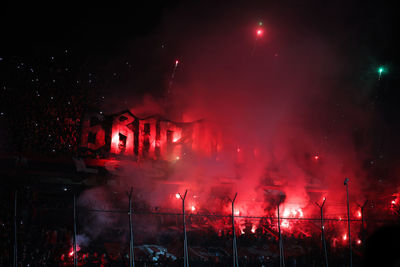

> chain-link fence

[{"left": 0, "top": 186, "right": 397, "bottom": 267}]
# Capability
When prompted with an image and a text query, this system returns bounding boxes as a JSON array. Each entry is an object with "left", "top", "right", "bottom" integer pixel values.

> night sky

[
  {"left": 1, "top": 0, "right": 397, "bottom": 97},
  {"left": 1, "top": 0, "right": 399, "bottom": 185},
  {"left": 1, "top": 1, "right": 398, "bottom": 87}
]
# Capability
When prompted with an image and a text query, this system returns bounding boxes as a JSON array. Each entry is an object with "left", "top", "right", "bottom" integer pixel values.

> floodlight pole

[
  {"left": 73, "top": 194, "right": 78, "bottom": 267},
  {"left": 127, "top": 187, "right": 135, "bottom": 267},
  {"left": 179, "top": 190, "right": 189, "bottom": 267},
  {"left": 344, "top": 178, "right": 352, "bottom": 267},
  {"left": 13, "top": 190, "right": 18, "bottom": 267},
  {"left": 277, "top": 199, "right": 285, "bottom": 267},
  {"left": 231, "top": 193, "right": 239, "bottom": 267},
  {"left": 315, "top": 198, "right": 328, "bottom": 267}
]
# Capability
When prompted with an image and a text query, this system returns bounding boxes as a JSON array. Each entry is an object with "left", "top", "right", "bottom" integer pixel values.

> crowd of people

[
  {"left": 0, "top": 186, "right": 367, "bottom": 266},
  {"left": 0, "top": 54, "right": 96, "bottom": 157}
]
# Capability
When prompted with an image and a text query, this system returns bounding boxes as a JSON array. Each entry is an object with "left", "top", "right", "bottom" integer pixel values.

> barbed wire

[{"left": 85, "top": 208, "right": 393, "bottom": 223}]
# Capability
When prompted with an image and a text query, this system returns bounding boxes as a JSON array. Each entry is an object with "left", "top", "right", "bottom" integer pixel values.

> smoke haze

[{"left": 78, "top": 1, "right": 394, "bottom": 243}]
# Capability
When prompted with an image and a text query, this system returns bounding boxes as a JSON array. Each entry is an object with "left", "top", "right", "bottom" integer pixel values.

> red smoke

[{"left": 77, "top": 3, "right": 399, "bottom": 244}]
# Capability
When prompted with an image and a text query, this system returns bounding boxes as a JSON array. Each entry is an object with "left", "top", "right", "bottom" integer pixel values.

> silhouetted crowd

[
  {"left": 0, "top": 186, "right": 367, "bottom": 267},
  {"left": 0, "top": 54, "right": 94, "bottom": 157}
]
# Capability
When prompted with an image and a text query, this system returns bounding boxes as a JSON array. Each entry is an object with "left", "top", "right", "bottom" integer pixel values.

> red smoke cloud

[{"left": 78, "top": 3, "right": 397, "bottom": 242}]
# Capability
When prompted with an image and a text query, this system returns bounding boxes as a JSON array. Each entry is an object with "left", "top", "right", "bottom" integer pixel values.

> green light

[{"left": 377, "top": 66, "right": 386, "bottom": 80}]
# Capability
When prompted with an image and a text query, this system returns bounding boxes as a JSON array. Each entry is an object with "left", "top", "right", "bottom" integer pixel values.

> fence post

[
  {"left": 277, "top": 199, "right": 285, "bottom": 267},
  {"left": 73, "top": 194, "right": 78, "bottom": 267},
  {"left": 13, "top": 190, "right": 18, "bottom": 267},
  {"left": 344, "top": 178, "right": 352, "bottom": 267},
  {"left": 315, "top": 198, "right": 328, "bottom": 267},
  {"left": 359, "top": 200, "right": 368, "bottom": 243},
  {"left": 178, "top": 190, "right": 189, "bottom": 267},
  {"left": 231, "top": 193, "right": 239, "bottom": 267},
  {"left": 127, "top": 188, "right": 135, "bottom": 267}
]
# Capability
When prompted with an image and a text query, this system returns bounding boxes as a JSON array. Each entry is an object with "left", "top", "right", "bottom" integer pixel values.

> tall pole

[
  {"left": 231, "top": 193, "right": 239, "bottom": 267},
  {"left": 315, "top": 198, "right": 328, "bottom": 267},
  {"left": 359, "top": 200, "right": 368, "bottom": 243},
  {"left": 127, "top": 188, "right": 135, "bottom": 267},
  {"left": 13, "top": 190, "right": 17, "bottom": 267},
  {"left": 344, "top": 178, "right": 352, "bottom": 267},
  {"left": 179, "top": 190, "right": 189, "bottom": 267},
  {"left": 73, "top": 194, "right": 78, "bottom": 267},
  {"left": 277, "top": 200, "right": 285, "bottom": 267}
]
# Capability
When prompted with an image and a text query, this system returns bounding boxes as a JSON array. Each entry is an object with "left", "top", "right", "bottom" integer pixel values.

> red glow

[
  {"left": 173, "top": 133, "right": 181, "bottom": 143},
  {"left": 256, "top": 28, "right": 263, "bottom": 37},
  {"left": 343, "top": 234, "right": 347, "bottom": 241},
  {"left": 278, "top": 206, "right": 304, "bottom": 231},
  {"left": 251, "top": 225, "right": 256, "bottom": 233},
  {"left": 68, "top": 244, "right": 80, "bottom": 257},
  {"left": 283, "top": 206, "right": 303, "bottom": 218},
  {"left": 281, "top": 220, "right": 290, "bottom": 228},
  {"left": 110, "top": 113, "right": 135, "bottom": 155},
  {"left": 80, "top": 106, "right": 399, "bottom": 241},
  {"left": 175, "top": 60, "right": 179, "bottom": 66},
  {"left": 357, "top": 239, "right": 362, "bottom": 245},
  {"left": 111, "top": 134, "right": 119, "bottom": 151},
  {"left": 299, "top": 209, "right": 304, "bottom": 217}
]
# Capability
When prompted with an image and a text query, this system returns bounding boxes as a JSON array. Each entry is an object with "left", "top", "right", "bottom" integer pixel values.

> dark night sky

[
  {"left": 2, "top": 0, "right": 398, "bottom": 90},
  {"left": 1, "top": 0, "right": 398, "bottom": 111},
  {"left": 2, "top": 0, "right": 397, "bottom": 118},
  {"left": 2, "top": 1, "right": 397, "bottom": 61},
  {"left": 0, "top": 0, "right": 399, "bottom": 164}
]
